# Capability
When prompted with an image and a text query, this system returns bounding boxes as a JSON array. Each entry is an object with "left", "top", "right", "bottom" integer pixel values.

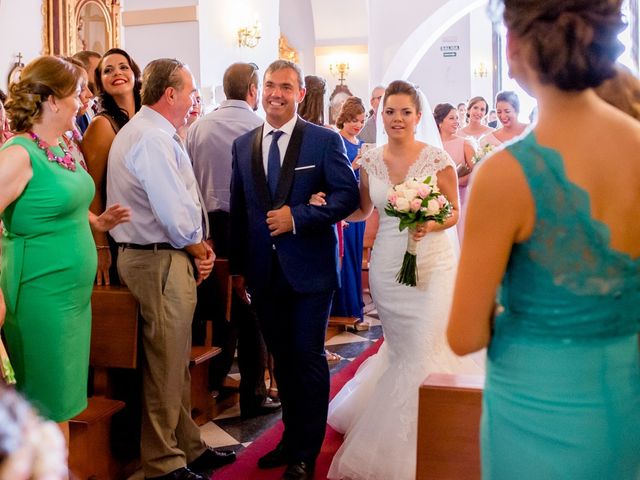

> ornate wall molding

[{"left": 43, "top": 0, "right": 121, "bottom": 56}]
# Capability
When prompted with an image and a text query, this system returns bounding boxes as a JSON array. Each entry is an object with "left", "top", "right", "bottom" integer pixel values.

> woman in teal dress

[
  {"left": 0, "top": 56, "right": 129, "bottom": 439},
  {"left": 447, "top": 0, "right": 640, "bottom": 478}
]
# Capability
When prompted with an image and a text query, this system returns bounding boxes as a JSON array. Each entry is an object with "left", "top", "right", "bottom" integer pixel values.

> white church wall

[
  {"left": 0, "top": 0, "right": 44, "bottom": 92},
  {"left": 279, "top": 0, "right": 316, "bottom": 75}
]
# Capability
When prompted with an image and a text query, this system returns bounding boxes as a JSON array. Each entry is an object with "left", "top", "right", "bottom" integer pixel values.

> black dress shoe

[
  {"left": 145, "top": 467, "right": 206, "bottom": 480},
  {"left": 258, "top": 441, "right": 288, "bottom": 469},
  {"left": 281, "top": 461, "right": 314, "bottom": 480},
  {"left": 241, "top": 396, "right": 282, "bottom": 418},
  {"left": 187, "top": 446, "right": 236, "bottom": 472}
]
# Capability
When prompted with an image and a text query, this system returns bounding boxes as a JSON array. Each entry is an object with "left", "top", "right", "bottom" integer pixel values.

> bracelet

[{"left": 96, "top": 245, "right": 110, "bottom": 250}]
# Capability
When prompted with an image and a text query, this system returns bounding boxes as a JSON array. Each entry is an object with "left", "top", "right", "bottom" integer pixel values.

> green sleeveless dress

[
  {"left": 482, "top": 132, "right": 640, "bottom": 479},
  {"left": 0, "top": 136, "right": 97, "bottom": 421}
]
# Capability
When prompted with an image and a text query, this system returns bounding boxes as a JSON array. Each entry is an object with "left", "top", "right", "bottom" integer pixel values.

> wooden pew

[
  {"left": 190, "top": 259, "right": 229, "bottom": 425},
  {"left": 69, "top": 285, "right": 139, "bottom": 480},
  {"left": 416, "top": 373, "right": 484, "bottom": 480}
]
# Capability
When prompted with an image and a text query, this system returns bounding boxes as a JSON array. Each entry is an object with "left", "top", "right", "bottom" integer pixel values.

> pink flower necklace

[{"left": 28, "top": 130, "right": 76, "bottom": 172}]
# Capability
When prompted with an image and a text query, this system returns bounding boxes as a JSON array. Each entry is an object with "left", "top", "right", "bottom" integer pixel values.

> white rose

[
  {"left": 407, "top": 180, "right": 422, "bottom": 190},
  {"left": 404, "top": 189, "right": 418, "bottom": 201},
  {"left": 395, "top": 197, "right": 410, "bottom": 212},
  {"left": 426, "top": 198, "right": 440, "bottom": 215}
]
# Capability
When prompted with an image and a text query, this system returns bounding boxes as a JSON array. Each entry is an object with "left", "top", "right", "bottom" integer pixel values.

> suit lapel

[
  {"left": 273, "top": 117, "right": 306, "bottom": 209},
  {"left": 250, "top": 125, "right": 271, "bottom": 213}
]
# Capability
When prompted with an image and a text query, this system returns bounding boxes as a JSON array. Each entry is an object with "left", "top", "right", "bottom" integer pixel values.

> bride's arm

[
  {"left": 345, "top": 168, "right": 374, "bottom": 222},
  {"left": 425, "top": 165, "right": 460, "bottom": 234},
  {"left": 308, "top": 168, "right": 374, "bottom": 222}
]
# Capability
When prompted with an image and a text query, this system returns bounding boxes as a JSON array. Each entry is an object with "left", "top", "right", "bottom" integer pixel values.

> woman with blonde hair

[
  {"left": 0, "top": 55, "right": 129, "bottom": 442},
  {"left": 447, "top": 0, "right": 640, "bottom": 477}
]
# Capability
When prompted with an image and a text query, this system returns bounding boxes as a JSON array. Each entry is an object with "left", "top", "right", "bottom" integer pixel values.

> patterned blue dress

[
  {"left": 331, "top": 137, "right": 365, "bottom": 320},
  {"left": 482, "top": 132, "right": 640, "bottom": 479}
]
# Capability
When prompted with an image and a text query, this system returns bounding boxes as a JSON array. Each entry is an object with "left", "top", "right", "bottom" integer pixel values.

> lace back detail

[{"left": 361, "top": 145, "right": 455, "bottom": 185}]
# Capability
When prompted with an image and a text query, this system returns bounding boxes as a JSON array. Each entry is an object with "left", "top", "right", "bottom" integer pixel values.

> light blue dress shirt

[
  {"left": 107, "top": 106, "right": 204, "bottom": 248},
  {"left": 186, "top": 99, "right": 263, "bottom": 213}
]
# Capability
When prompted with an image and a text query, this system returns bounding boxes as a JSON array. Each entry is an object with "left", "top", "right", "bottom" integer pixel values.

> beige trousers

[{"left": 118, "top": 248, "right": 205, "bottom": 477}]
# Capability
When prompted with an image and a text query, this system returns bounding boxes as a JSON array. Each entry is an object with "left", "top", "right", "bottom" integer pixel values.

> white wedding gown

[{"left": 327, "top": 145, "right": 483, "bottom": 480}]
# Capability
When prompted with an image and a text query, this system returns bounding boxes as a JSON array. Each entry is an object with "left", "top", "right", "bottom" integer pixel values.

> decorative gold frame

[{"left": 43, "top": 0, "right": 121, "bottom": 56}]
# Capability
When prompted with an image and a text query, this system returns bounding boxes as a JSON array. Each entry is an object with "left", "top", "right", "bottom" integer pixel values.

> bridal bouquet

[
  {"left": 456, "top": 143, "right": 494, "bottom": 177},
  {"left": 384, "top": 177, "right": 452, "bottom": 287},
  {"left": 1, "top": 337, "right": 16, "bottom": 385}
]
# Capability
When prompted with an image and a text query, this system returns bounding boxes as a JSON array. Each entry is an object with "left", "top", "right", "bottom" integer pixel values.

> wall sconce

[
  {"left": 329, "top": 62, "right": 350, "bottom": 86},
  {"left": 238, "top": 21, "right": 261, "bottom": 48},
  {"left": 473, "top": 61, "right": 488, "bottom": 78}
]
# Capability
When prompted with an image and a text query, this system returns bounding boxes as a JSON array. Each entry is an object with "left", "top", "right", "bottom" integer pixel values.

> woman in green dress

[{"left": 0, "top": 55, "right": 130, "bottom": 442}]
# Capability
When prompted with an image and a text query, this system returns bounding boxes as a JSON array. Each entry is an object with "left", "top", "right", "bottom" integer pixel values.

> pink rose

[
  {"left": 410, "top": 198, "right": 422, "bottom": 212},
  {"left": 437, "top": 195, "right": 448, "bottom": 207},
  {"left": 417, "top": 184, "right": 431, "bottom": 198},
  {"left": 388, "top": 193, "right": 398, "bottom": 205}
]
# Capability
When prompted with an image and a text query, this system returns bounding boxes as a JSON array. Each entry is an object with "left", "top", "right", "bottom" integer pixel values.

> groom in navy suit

[{"left": 230, "top": 60, "right": 359, "bottom": 480}]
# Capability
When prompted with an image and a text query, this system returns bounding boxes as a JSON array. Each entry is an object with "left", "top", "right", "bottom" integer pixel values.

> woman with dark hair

[
  {"left": 434, "top": 102, "right": 476, "bottom": 241},
  {"left": 459, "top": 95, "right": 493, "bottom": 139},
  {"left": 81, "top": 48, "right": 142, "bottom": 285},
  {"left": 297, "top": 75, "right": 327, "bottom": 126},
  {"left": 326, "top": 81, "right": 481, "bottom": 480},
  {"left": 480, "top": 90, "right": 528, "bottom": 146},
  {"left": 0, "top": 56, "right": 129, "bottom": 441},
  {"left": 447, "top": 0, "right": 640, "bottom": 478}
]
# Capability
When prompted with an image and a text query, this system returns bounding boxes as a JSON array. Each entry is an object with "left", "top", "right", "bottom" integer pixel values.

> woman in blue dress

[
  {"left": 331, "top": 97, "right": 367, "bottom": 324},
  {"left": 447, "top": 0, "right": 640, "bottom": 478}
]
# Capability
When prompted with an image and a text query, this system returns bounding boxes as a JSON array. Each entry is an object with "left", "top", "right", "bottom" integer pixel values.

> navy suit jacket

[{"left": 229, "top": 117, "right": 360, "bottom": 294}]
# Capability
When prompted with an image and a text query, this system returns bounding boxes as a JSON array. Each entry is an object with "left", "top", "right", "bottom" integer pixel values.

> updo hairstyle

[
  {"left": 489, "top": 0, "right": 625, "bottom": 90},
  {"left": 336, "top": 96, "right": 366, "bottom": 129},
  {"left": 297, "top": 75, "right": 326, "bottom": 126},
  {"left": 5, "top": 56, "right": 81, "bottom": 133},
  {"left": 495, "top": 90, "right": 520, "bottom": 113},
  {"left": 383, "top": 80, "right": 422, "bottom": 114},
  {"left": 466, "top": 96, "right": 488, "bottom": 119},
  {"left": 433, "top": 103, "right": 456, "bottom": 131}
]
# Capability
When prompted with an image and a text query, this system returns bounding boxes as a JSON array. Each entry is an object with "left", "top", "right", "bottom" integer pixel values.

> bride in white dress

[{"left": 326, "top": 81, "right": 483, "bottom": 480}]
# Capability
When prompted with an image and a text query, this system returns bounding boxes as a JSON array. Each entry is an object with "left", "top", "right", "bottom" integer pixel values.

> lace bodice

[
  {"left": 360, "top": 144, "right": 455, "bottom": 188},
  {"left": 497, "top": 132, "right": 640, "bottom": 341}
]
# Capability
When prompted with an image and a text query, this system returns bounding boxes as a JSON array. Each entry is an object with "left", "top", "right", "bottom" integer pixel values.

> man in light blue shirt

[
  {"left": 186, "top": 63, "right": 280, "bottom": 419},
  {"left": 107, "top": 58, "right": 235, "bottom": 480}
]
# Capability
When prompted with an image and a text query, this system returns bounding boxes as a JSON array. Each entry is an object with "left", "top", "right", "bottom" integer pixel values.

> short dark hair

[
  {"left": 141, "top": 58, "right": 185, "bottom": 106},
  {"left": 223, "top": 62, "right": 259, "bottom": 101},
  {"left": 265, "top": 60, "right": 305, "bottom": 89}
]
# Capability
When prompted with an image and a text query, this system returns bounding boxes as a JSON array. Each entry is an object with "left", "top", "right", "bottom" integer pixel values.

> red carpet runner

[{"left": 215, "top": 339, "right": 383, "bottom": 479}]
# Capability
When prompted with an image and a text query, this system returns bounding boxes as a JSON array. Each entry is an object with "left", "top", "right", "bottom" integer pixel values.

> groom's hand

[{"left": 267, "top": 206, "right": 294, "bottom": 236}]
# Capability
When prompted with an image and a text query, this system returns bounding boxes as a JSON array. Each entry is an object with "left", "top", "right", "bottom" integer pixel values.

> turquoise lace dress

[{"left": 482, "top": 132, "right": 640, "bottom": 479}]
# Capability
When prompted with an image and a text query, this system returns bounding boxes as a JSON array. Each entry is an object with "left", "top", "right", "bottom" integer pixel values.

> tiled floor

[{"left": 127, "top": 306, "right": 382, "bottom": 479}]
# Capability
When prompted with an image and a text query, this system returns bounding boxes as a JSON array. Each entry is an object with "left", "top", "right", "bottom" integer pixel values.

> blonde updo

[
  {"left": 5, "top": 56, "right": 81, "bottom": 133},
  {"left": 490, "top": 0, "right": 625, "bottom": 90}
]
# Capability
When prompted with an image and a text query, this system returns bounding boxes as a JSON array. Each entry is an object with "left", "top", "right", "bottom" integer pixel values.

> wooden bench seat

[
  {"left": 416, "top": 373, "right": 484, "bottom": 480},
  {"left": 328, "top": 315, "right": 359, "bottom": 329},
  {"left": 69, "top": 396, "right": 126, "bottom": 480}
]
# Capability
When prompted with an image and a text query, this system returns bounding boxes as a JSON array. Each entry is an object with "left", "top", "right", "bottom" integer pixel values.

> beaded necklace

[{"left": 28, "top": 131, "right": 76, "bottom": 172}]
